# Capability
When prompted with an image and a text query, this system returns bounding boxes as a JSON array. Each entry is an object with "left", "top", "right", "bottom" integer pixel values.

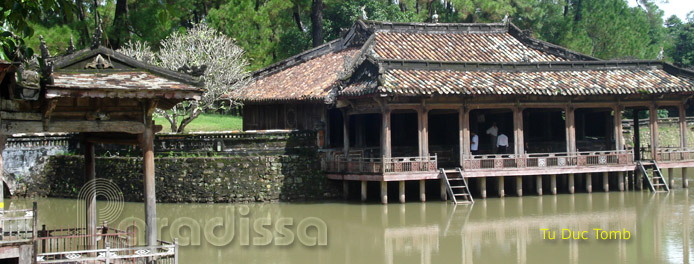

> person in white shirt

[
  {"left": 486, "top": 122, "right": 498, "bottom": 153},
  {"left": 471, "top": 132, "right": 479, "bottom": 155},
  {"left": 497, "top": 133, "right": 509, "bottom": 154}
]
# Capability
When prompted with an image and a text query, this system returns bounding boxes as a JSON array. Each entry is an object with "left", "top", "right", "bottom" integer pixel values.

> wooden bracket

[{"left": 41, "top": 99, "right": 58, "bottom": 131}]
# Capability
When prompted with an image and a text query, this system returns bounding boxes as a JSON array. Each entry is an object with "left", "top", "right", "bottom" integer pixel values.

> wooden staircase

[
  {"left": 440, "top": 168, "right": 474, "bottom": 204},
  {"left": 637, "top": 160, "right": 670, "bottom": 193}
]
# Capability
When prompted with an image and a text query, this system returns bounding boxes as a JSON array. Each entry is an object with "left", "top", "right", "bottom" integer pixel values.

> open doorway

[
  {"left": 469, "top": 109, "right": 514, "bottom": 155},
  {"left": 391, "top": 111, "right": 419, "bottom": 157},
  {"left": 428, "top": 109, "right": 459, "bottom": 167},
  {"left": 575, "top": 108, "right": 615, "bottom": 152},
  {"left": 348, "top": 113, "right": 382, "bottom": 158},
  {"left": 523, "top": 108, "right": 566, "bottom": 153}
]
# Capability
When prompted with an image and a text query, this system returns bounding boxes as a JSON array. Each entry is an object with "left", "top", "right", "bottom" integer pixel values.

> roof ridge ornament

[
  {"left": 85, "top": 54, "right": 114, "bottom": 69},
  {"left": 66, "top": 35, "right": 75, "bottom": 54},
  {"left": 432, "top": 10, "right": 439, "bottom": 23}
]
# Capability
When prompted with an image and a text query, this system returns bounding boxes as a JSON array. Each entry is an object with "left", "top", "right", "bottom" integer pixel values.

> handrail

[
  {"left": 323, "top": 154, "right": 438, "bottom": 174},
  {"left": 464, "top": 150, "right": 633, "bottom": 170}
]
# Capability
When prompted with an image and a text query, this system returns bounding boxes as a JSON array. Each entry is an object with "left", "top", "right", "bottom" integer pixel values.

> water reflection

[{"left": 5, "top": 189, "right": 693, "bottom": 264}]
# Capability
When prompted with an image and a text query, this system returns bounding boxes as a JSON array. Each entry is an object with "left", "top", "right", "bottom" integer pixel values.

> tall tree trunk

[
  {"left": 76, "top": 0, "right": 90, "bottom": 47},
  {"left": 293, "top": 3, "right": 306, "bottom": 32},
  {"left": 110, "top": 0, "right": 129, "bottom": 49},
  {"left": 311, "top": 0, "right": 323, "bottom": 47},
  {"left": 400, "top": 2, "right": 407, "bottom": 12},
  {"left": 573, "top": 0, "right": 582, "bottom": 22}
]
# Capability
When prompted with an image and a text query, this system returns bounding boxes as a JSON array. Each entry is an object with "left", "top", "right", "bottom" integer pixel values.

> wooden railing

[
  {"left": 463, "top": 150, "right": 633, "bottom": 171},
  {"left": 323, "top": 155, "right": 438, "bottom": 175},
  {"left": 0, "top": 205, "right": 36, "bottom": 245},
  {"left": 655, "top": 148, "right": 694, "bottom": 162},
  {"left": 36, "top": 223, "right": 134, "bottom": 254}
]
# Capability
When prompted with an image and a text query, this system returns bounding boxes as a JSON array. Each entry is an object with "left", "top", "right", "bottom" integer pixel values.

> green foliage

[{"left": 665, "top": 13, "right": 694, "bottom": 69}]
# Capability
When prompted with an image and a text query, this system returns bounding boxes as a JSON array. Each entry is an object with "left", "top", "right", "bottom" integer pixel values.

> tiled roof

[
  {"left": 371, "top": 31, "right": 566, "bottom": 62},
  {"left": 341, "top": 64, "right": 694, "bottom": 97},
  {"left": 47, "top": 71, "right": 203, "bottom": 99},
  {"left": 234, "top": 48, "right": 359, "bottom": 102}
]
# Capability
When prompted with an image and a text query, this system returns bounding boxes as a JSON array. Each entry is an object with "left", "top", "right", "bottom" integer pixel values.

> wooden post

[
  {"left": 141, "top": 109, "right": 157, "bottom": 247},
  {"left": 568, "top": 174, "right": 575, "bottom": 194},
  {"left": 586, "top": 174, "right": 592, "bottom": 193},
  {"left": 618, "top": 172, "right": 625, "bottom": 192},
  {"left": 516, "top": 176, "right": 523, "bottom": 197},
  {"left": 649, "top": 104, "right": 659, "bottom": 161},
  {"left": 381, "top": 181, "right": 388, "bottom": 204},
  {"left": 440, "top": 179, "right": 447, "bottom": 201},
  {"left": 361, "top": 181, "right": 367, "bottom": 202},
  {"left": 343, "top": 181, "right": 349, "bottom": 200},
  {"left": 342, "top": 110, "right": 350, "bottom": 157},
  {"left": 381, "top": 110, "right": 392, "bottom": 158},
  {"left": 636, "top": 170, "right": 643, "bottom": 190},
  {"left": 684, "top": 168, "right": 689, "bottom": 188},
  {"left": 479, "top": 177, "right": 487, "bottom": 199},
  {"left": 398, "top": 181, "right": 405, "bottom": 203},
  {"left": 498, "top": 177, "right": 505, "bottom": 198},
  {"left": 419, "top": 180, "right": 426, "bottom": 202},
  {"left": 418, "top": 108, "right": 424, "bottom": 156},
  {"left": 614, "top": 106, "right": 623, "bottom": 151},
  {"left": 680, "top": 104, "right": 687, "bottom": 149},
  {"left": 603, "top": 172, "right": 609, "bottom": 192},
  {"left": 536, "top": 175, "right": 543, "bottom": 195},
  {"left": 421, "top": 109, "right": 429, "bottom": 156},
  {"left": 565, "top": 106, "right": 576, "bottom": 153},
  {"left": 513, "top": 107, "right": 524, "bottom": 155},
  {"left": 83, "top": 139, "right": 97, "bottom": 250},
  {"left": 550, "top": 175, "right": 557, "bottom": 195},
  {"left": 461, "top": 107, "right": 469, "bottom": 166},
  {"left": 633, "top": 110, "right": 641, "bottom": 161}
]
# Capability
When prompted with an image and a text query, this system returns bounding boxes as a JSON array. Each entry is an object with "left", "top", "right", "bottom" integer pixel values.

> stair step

[
  {"left": 451, "top": 186, "right": 467, "bottom": 189},
  {"left": 455, "top": 193, "right": 470, "bottom": 197}
]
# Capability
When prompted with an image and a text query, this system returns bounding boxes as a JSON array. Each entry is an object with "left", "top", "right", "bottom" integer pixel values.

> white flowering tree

[{"left": 120, "top": 23, "right": 249, "bottom": 133}]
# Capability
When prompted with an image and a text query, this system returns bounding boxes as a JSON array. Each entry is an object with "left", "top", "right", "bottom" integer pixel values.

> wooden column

[
  {"left": 440, "top": 179, "right": 447, "bottom": 201},
  {"left": 680, "top": 104, "right": 687, "bottom": 149},
  {"left": 343, "top": 181, "right": 349, "bottom": 200},
  {"left": 342, "top": 110, "right": 349, "bottom": 156},
  {"left": 361, "top": 181, "right": 367, "bottom": 202},
  {"left": 568, "top": 174, "right": 575, "bottom": 194},
  {"left": 141, "top": 111, "right": 157, "bottom": 246},
  {"left": 419, "top": 180, "right": 426, "bottom": 202},
  {"left": 84, "top": 140, "right": 97, "bottom": 249},
  {"left": 381, "top": 181, "right": 388, "bottom": 204},
  {"left": 550, "top": 175, "right": 557, "bottom": 195},
  {"left": 614, "top": 106, "right": 623, "bottom": 150},
  {"left": 683, "top": 168, "right": 689, "bottom": 188},
  {"left": 420, "top": 109, "right": 429, "bottom": 156},
  {"left": 565, "top": 106, "right": 576, "bottom": 153},
  {"left": 536, "top": 176, "right": 543, "bottom": 195},
  {"left": 618, "top": 172, "right": 625, "bottom": 191},
  {"left": 381, "top": 110, "right": 392, "bottom": 158},
  {"left": 461, "top": 107, "right": 469, "bottom": 165},
  {"left": 649, "top": 104, "right": 659, "bottom": 161},
  {"left": 633, "top": 110, "right": 641, "bottom": 161},
  {"left": 498, "top": 177, "right": 505, "bottom": 198},
  {"left": 513, "top": 107, "right": 525, "bottom": 155},
  {"left": 603, "top": 172, "right": 609, "bottom": 192},
  {"left": 516, "top": 176, "right": 523, "bottom": 197}
]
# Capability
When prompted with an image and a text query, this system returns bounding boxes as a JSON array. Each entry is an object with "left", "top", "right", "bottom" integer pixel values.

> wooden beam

[
  {"left": 42, "top": 99, "right": 58, "bottom": 131},
  {"left": 381, "top": 109, "right": 392, "bottom": 158},
  {"left": 84, "top": 140, "right": 97, "bottom": 250},
  {"left": 565, "top": 106, "right": 576, "bottom": 153},
  {"left": 0, "top": 100, "right": 21, "bottom": 112},
  {"left": 140, "top": 102, "right": 157, "bottom": 247},
  {"left": 461, "top": 107, "right": 469, "bottom": 165},
  {"left": 513, "top": 107, "right": 524, "bottom": 155},
  {"left": 0, "top": 111, "right": 41, "bottom": 121},
  {"left": 342, "top": 109, "right": 349, "bottom": 157},
  {"left": 1, "top": 121, "right": 145, "bottom": 134}
]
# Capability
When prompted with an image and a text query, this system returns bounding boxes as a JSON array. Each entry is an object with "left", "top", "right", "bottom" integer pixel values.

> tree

[
  {"left": 311, "top": 0, "right": 324, "bottom": 47},
  {"left": 665, "top": 14, "right": 694, "bottom": 69},
  {"left": 120, "top": 24, "right": 250, "bottom": 132}
]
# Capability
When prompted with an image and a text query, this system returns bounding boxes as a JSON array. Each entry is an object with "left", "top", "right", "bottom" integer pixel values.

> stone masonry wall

[{"left": 35, "top": 151, "right": 340, "bottom": 203}]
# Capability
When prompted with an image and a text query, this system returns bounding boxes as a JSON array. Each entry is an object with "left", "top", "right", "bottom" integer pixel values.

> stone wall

[{"left": 35, "top": 151, "right": 339, "bottom": 202}]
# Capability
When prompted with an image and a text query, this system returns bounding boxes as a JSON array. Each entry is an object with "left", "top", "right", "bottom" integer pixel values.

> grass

[
  {"left": 153, "top": 113, "right": 242, "bottom": 133},
  {"left": 624, "top": 122, "right": 694, "bottom": 148}
]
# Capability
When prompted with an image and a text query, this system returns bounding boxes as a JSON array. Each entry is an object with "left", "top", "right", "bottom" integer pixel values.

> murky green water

[{"left": 4, "top": 187, "right": 693, "bottom": 264}]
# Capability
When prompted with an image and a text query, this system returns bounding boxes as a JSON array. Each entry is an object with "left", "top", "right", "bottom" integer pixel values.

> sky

[{"left": 627, "top": 0, "right": 694, "bottom": 21}]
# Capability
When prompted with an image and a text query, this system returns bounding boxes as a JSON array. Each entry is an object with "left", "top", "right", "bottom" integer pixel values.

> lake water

[{"left": 5, "top": 188, "right": 692, "bottom": 264}]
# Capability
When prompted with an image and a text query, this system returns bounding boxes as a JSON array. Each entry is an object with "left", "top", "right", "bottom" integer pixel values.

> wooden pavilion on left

[{"left": 0, "top": 37, "right": 202, "bottom": 263}]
